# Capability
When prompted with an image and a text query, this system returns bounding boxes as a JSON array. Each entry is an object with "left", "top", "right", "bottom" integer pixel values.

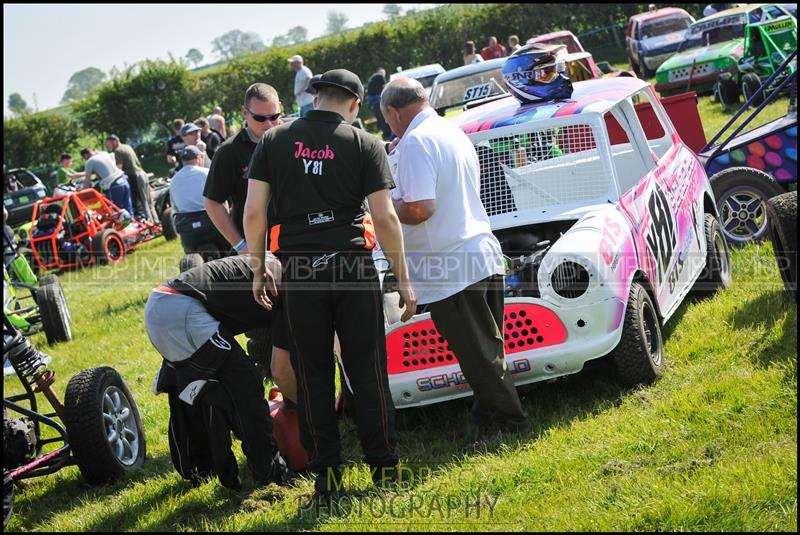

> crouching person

[{"left": 145, "top": 254, "right": 295, "bottom": 490}]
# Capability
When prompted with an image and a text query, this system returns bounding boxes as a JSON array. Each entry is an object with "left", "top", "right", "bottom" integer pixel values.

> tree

[
  {"left": 383, "top": 4, "right": 403, "bottom": 19},
  {"left": 61, "top": 67, "right": 107, "bottom": 104},
  {"left": 186, "top": 48, "right": 204, "bottom": 67},
  {"left": 286, "top": 26, "right": 308, "bottom": 45},
  {"left": 8, "top": 93, "right": 31, "bottom": 116},
  {"left": 326, "top": 11, "right": 349, "bottom": 34},
  {"left": 211, "top": 30, "right": 267, "bottom": 60},
  {"left": 271, "top": 34, "right": 290, "bottom": 47}
]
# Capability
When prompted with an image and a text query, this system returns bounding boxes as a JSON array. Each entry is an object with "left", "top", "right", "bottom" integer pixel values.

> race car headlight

[{"left": 551, "top": 261, "right": 590, "bottom": 299}]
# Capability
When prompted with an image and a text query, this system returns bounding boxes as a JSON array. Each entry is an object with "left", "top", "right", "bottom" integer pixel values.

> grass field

[{"left": 4, "top": 90, "right": 797, "bottom": 531}]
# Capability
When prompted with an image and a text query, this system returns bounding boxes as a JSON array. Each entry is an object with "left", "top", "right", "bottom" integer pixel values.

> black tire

[
  {"left": 160, "top": 207, "right": 178, "bottom": 241},
  {"left": 91, "top": 228, "right": 126, "bottom": 265},
  {"left": 246, "top": 328, "right": 273, "bottom": 378},
  {"left": 610, "top": 282, "right": 664, "bottom": 387},
  {"left": 765, "top": 191, "right": 797, "bottom": 300},
  {"left": 693, "top": 213, "right": 732, "bottom": 296},
  {"left": 3, "top": 469, "right": 12, "bottom": 529},
  {"left": 179, "top": 253, "right": 204, "bottom": 273},
  {"left": 63, "top": 366, "right": 146, "bottom": 485},
  {"left": 38, "top": 275, "right": 72, "bottom": 344},
  {"left": 740, "top": 73, "right": 763, "bottom": 106},
  {"left": 717, "top": 72, "right": 740, "bottom": 107},
  {"left": 710, "top": 167, "right": 786, "bottom": 246}
]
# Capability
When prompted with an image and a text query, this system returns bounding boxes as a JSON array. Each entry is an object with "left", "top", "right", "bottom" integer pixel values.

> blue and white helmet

[{"left": 502, "top": 43, "right": 573, "bottom": 103}]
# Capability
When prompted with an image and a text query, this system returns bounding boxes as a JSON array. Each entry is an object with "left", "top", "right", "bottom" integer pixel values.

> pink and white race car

[{"left": 381, "top": 77, "right": 731, "bottom": 409}]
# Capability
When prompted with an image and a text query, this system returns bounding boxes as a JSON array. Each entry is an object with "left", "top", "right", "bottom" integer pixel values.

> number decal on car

[
  {"left": 600, "top": 216, "right": 623, "bottom": 265},
  {"left": 464, "top": 82, "right": 492, "bottom": 102},
  {"left": 645, "top": 183, "right": 677, "bottom": 281}
]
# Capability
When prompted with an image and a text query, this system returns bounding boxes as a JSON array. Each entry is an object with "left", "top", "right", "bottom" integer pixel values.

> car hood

[
  {"left": 658, "top": 39, "right": 742, "bottom": 71},
  {"left": 640, "top": 31, "right": 686, "bottom": 53}
]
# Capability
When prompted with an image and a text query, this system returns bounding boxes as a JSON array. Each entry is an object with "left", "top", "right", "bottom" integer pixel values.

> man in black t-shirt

[
  {"left": 243, "top": 68, "right": 418, "bottom": 501},
  {"left": 165, "top": 119, "right": 186, "bottom": 177},
  {"left": 144, "top": 254, "right": 294, "bottom": 489}
]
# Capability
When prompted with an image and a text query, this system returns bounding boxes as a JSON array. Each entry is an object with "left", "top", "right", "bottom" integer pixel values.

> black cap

[{"left": 311, "top": 69, "right": 364, "bottom": 101}]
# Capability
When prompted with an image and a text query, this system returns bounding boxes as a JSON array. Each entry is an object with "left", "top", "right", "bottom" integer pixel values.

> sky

[{"left": 3, "top": 3, "right": 438, "bottom": 117}]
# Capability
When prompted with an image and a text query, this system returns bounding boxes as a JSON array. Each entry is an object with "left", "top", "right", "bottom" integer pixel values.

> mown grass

[{"left": 4, "top": 88, "right": 797, "bottom": 531}]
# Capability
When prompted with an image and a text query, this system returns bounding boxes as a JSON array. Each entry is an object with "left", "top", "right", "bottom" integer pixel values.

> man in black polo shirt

[
  {"left": 203, "top": 82, "right": 297, "bottom": 404},
  {"left": 243, "top": 69, "right": 418, "bottom": 502}
]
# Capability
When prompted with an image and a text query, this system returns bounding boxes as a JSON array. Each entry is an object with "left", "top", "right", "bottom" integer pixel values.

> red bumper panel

[{"left": 386, "top": 303, "right": 568, "bottom": 374}]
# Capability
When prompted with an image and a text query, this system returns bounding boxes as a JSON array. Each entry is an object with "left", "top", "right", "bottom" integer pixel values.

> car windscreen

[
  {"left": 4, "top": 170, "right": 39, "bottom": 192},
  {"left": 677, "top": 14, "right": 746, "bottom": 52},
  {"left": 430, "top": 69, "right": 507, "bottom": 112},
  {"left": 641, "top": 15, "right": 692, "bottom": 38}
]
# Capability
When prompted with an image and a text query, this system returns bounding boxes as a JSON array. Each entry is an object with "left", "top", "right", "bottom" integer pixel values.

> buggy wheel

[
  {"left": 610, "top": 282, "right": 664, "bottom": 387},
  {"left": 160, "top": 207, "right": 177, "bottom": 241},
  {"left": 38, "top": 275, "right": 72, "bottom": 344},
  {"left": 741, "top": 73, "right": 763, "bottom": 106},
  {"left": 179, "top": 253, "right": 204, "bottom": 273},
  {"left": 710, "top": 167, "right": 785, "bottom": 245},
  {"left": 91, "top": 229, "right": 126, "bottom": 265},
  {"left": 693, "top": 213, "right": 732, "bottom": 297},
  {"left": 2, "top": 469, "right": 12, "bottom": 529},
  {"left": 63, "top": 366, "right": 146, "bottom": 485},
  {"left": 717, "top": 72, "right": 740, "bottom": 107},
  {"left": 765, "top": 191, "right": 797, "bottom": 301}
]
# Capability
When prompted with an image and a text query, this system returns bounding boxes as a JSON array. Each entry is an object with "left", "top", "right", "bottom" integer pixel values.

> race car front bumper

[{"left": 385, "top": 296, "right": 626, "bottom": 409}]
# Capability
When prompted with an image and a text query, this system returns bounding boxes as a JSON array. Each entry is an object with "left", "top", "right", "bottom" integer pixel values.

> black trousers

[
  {"left": 163, "top": 327, "right": 282, "bottom": 485},
  {"left": 279, "top": 251, "right": 398, "bottom": 474},
  {"left": 428, "top": 274, "right": 529, "bottom": 431}
]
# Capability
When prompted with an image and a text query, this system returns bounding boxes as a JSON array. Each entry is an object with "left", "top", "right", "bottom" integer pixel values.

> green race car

[{"left": 655, "top": 4, "right": 796, "bottom": 100}]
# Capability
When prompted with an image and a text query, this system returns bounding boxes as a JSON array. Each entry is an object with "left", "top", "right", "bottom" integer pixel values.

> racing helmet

[{"left": 502, "top": 43, "right": 573, "bottom": 103}]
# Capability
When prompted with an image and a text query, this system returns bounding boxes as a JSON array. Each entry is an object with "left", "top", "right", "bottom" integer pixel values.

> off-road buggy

[
  {"left": 28, "top": 187, "right": 169, "bottom": 271},
  {"left": 2, "top": 315, "right": 146, "bottom": 528}
]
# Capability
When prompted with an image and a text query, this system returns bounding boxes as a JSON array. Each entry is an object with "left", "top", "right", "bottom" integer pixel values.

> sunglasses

[{"left": 247, "top": 109, "right": 281, "bottom": 122}]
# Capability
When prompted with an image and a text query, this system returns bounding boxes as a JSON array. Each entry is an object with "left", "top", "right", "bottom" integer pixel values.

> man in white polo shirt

[
  {"left": 80, "top": 147, "right": 134, "bottom": 216},
  {"left": 288, "top": 54, "right": 314, "bottom": 117},
  {"left": 380, "top": 77, "right": 531, "bottom": 438}
]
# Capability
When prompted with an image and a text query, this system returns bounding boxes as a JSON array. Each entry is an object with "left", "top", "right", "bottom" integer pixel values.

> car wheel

[
  {"left": 160, "top": 207, "right": 178, "bottom": 241},
  {"left": 610, "top": 282, "right": 664, "bottom": 387},
  {"left": 711, "top": 167, "right": 786, "bottom": 245},
  {"left": 37, "top": 275, "right": 72, "bottom": 344},
  {"left": 91, "top": 229, "right": 126, "bottom": 265},
  {"left": 765, "top": 191, "right": 797, "bottom": 301},
  {"left": 741, "top": 73, "right": 763, "bottom": 107},
  {"left": 717, "top": 72, "right": 740, "bottom": 108},
  {"left": 63, "top": 366, "right": 146, "bottom": 484},
  {"left": 179, "top": 253, "right": 204, "bottom": 273},
  {"left": 693, "top": 213, "right": 732, "bottom": 297}
]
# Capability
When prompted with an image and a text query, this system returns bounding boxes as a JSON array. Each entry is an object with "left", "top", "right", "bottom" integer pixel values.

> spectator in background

[
  {"left": 648, "top": 4, "right": 657, "bottom": 11},
  {"left": 288, "top": 54, "right": 314, "bottom": 117},
  {"left": 366, "top": 68, "right": 392, "bottom": 139},
  {"left": 508, "top": 35, "right": 521, "bottom": 53},
  {"left": 106, "top": 134, "right": 155, "bottom": 222},
  {"left": 194, "top": 118, "right": 223, "bottom": 160},
  {"left": 56, "top": 153, "right": 85, "bottom": 186},
  {"left": 481, "top": 36, "right": 507, "bottom": 61},
  {"left": 703, "top": 3, "right": 734, "bottom": 17},
  {"left": 80, "top": 147, "right": 134, "bottom": 215},
  {"left": 463, "top": 41, "right": 484, "bottom": 65},
  {"left": 208, "top": 106, "right": 227, "bottom": 139},
  {"left": 166, "top": 119, "right": 186, "bottom": 176},
  {"left": 179, "top": 123, "right": 212, "bottom": 168},
  {"left": 168, "top": 145, "right": 229, "bottom": 256}
]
